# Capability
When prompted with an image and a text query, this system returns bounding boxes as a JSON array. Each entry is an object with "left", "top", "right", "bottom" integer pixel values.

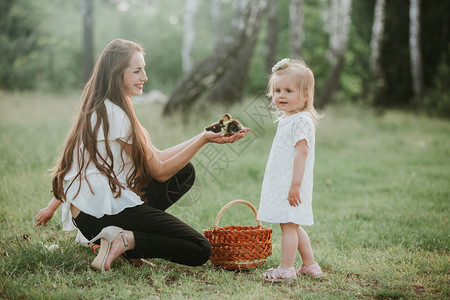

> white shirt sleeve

[{"left": 94, "top": 100, "right": 132, "bottom": 143}]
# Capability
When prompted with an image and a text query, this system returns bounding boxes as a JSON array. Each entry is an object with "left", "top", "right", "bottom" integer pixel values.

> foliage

[
  {"left": 0, "top": 93, "right": 449, "bottom": 299},
  {"left": 342, "top": 0, "right": 373, "bottom": 103},
  {"left": 0, "top": 0, "right": 448, "bottom": 114},
  {"left": 423, "top": 58, "right": 450, "bottom": 117},
  {"left": 379, "top": 0, "right": 449, "bottom": 112},
  {"left": 0, "top": 0, "right": 44, "bottom": 90}
]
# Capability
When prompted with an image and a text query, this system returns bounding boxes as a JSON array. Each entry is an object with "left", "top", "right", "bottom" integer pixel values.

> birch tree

[
  {"left": 370, "top": 0, "right": 385, "bottom": 81},
  {"left": 370, "top": 0, "right": 386, "bottom": 102},
  {"left": 317, "top": 0, "right": 352, "bottom": 107},
  {"left": 265, "top": 0, "right": 278, "bottom": 74},
  {"left": 164, "top": 0, "right": 268, "bottom": 115},
  {"left": 182, "top": 0, "right": 198, "bottom": 74},
  {"left": 289, "top": 0, "right": 304, "bottom": 58},
  {"left": 409, "top": 0, "right": 424, "bottom": 102},
  {"left": 210, "top": 0, "right": 222, "bottom": 49},
  {"left": 82, "top": 0, "right": 94, "bottom": 84}
]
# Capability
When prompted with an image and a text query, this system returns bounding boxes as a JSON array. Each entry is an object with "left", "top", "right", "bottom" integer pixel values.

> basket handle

[{"left": 212, "top": 200, "right": 263, "bottom": 229}]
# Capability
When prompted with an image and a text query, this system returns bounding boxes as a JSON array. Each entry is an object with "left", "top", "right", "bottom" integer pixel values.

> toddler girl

[{"left": 258, "top": 58, "right": 323, "bottom": 281}]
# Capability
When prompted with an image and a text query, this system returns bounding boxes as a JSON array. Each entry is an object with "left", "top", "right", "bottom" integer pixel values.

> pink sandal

[
  {"left": 261, "top": 266, "right": 297, "bottom": 282},
  {"left": 296, "top": 263, "right": 323, "bottom": 278}
]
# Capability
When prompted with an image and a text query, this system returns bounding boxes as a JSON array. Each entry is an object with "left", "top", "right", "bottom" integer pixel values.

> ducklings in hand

[
  {"left": 205, "top": 113, "right": 244, "bottom": 136},
  {"left": 204, "top": 117, "right": 225, "bottom": 134},
  {"left": 223, "top": 115, "right": 245, "bottom": 136}
]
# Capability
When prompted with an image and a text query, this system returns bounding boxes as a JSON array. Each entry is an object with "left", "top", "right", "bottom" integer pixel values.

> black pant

[{"left": 73, "top": 163, "right": 211, "bottom": 266}]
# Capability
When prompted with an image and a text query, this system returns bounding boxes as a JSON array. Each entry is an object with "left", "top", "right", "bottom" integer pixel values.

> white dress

[
  {"left": 61, "top": 99, "right": 144, "bottom": 235},
  {"left": 257, "top": 111, "right": 315, "bottom": 225}
]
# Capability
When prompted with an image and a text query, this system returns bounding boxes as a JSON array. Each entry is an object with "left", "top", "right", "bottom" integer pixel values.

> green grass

[{"left": 0, "top": 92, "right": 449, "bottom": 299}]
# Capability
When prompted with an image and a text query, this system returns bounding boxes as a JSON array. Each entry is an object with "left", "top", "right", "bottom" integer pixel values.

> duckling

[
  {"left": 204, "top": 114, "right": 227, "bottom": 133},
  {"left": 222, "top": 114, "right": 244, "bottom": 136},
  {"left": 204, "top": 113, "right": 244, "bottom": 136}
]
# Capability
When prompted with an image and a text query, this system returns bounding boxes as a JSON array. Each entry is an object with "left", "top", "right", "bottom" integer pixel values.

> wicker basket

[{"left": 203, "top": 200, "right": 272, "bottom": 270}]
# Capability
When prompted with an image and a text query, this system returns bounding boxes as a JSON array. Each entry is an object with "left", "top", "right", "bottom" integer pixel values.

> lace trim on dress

[{"left": 292, "top": 114, "right": 311, "bottom": 147}]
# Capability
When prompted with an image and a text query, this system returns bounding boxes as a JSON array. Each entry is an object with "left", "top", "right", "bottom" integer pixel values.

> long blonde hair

[
  {"left": 267, "top": 59, "right": 323, "bottom": 125},
  {"left": 52, "top": 39, "right": 152, "bottom": 201}
]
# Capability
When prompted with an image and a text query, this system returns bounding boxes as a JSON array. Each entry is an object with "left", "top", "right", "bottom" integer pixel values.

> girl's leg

[
  {"left": 296, "top": 225, "right": 315, "bottom": 266},
  {"left": 280, "top": 223, "right": 299, "bottom": 269},
  {"left": 261, "top": 223, "right": 299, "bottom": 281}
]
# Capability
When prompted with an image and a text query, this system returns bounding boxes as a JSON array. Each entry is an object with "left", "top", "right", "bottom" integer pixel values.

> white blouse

[
  {"left": 61, "top": 99, "right": 143, "bottom": 233},
  {"left": 257, "top": 112, "right": 315, "bottom": 225}
]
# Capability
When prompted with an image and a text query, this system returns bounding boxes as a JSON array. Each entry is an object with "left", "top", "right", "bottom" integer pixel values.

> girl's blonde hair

[
  {"left": 52, "top": 39, "right": 152, "bottom": 202},
  {"left": 267, "top": 59, "right": 323, "bottom": 124}
]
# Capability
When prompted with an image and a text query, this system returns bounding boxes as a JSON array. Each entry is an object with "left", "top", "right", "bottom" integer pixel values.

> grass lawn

[{"left": 0, "top": 92, "right": 448, "bottom": 299}]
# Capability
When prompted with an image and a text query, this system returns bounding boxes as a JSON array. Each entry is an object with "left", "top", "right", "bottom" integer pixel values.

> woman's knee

[
  {"left": 178, "top": 162, "right": 196, "bottom": 187},
  {"left": 190, "top": 238, "right": 212, "bottom": 266}
]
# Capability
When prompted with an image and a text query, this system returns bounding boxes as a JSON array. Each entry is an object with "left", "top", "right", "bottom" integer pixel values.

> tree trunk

[
  {"left": 207, "top": 2, "right": 267, "bottom": 105},
  {"left": 409, "top": 0, "right": 424, "bottom": 103},
  {"left": 370, "top": 0, "right": 385, "bottom": 78},
  {"left": 82, "top": 0, "right": 94, "bottom": 84},
  {"left": 289, "top": 0, "right": 304, "bottom": 58},
  {"left": 317, "top": 0, "right": 352, "bottom": 107},
  {"left": 370, "top": 0, "right": 386, "bottom": 106},
  {"left": 164, "top": 0, "right": 268, "bottom": 115},
  {"left": 210, "top": 0, "right": 222, "bottom": 50},
  {"left": 207, "top": 21, "right": 261, "bottom": 105},
  {"left": 265, "top": 0, "right": 278, "bottom": 74},
  {"left": 182, "top": 0, "right": 198, "bottom": 74},
  {"left": 318, "top": 58, "right": 345, "bottom": 108}
]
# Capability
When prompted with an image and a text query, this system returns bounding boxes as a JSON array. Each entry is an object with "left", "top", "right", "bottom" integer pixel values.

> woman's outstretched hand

[{"left": 204, "top": 128, "right": 250, "bottom": 144}]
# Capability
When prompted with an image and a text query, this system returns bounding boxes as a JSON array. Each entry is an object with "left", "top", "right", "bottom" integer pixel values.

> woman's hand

[
  {"left": 35, "top": 197, "right": 61, "bottom": 227},
  {"left": 35, "top": 207, "right": 55, "bottom": 227},
  {"left": 204, "top": 128, "right": 250, "bottom": 144}
]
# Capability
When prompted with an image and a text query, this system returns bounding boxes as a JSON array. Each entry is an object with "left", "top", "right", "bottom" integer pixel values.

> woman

[{"left": 35, "top": 39, "right": 249, "bottom": 272}]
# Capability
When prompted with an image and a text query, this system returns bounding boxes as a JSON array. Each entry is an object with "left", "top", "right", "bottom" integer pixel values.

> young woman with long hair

[{"left": 36, "top": 39, "right": 249, "bottom": 272}]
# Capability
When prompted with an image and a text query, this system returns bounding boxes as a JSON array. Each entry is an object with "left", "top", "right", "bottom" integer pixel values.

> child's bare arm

[
  {"left": 288, "top": 139, "right": 308, "bottom": 207},
  {"left": 35, "top": 197, "right": 61, "bottom": 226}
]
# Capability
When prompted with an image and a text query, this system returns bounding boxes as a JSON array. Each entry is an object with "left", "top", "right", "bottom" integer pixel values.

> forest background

[
  {"left": 1, "top": 0, "right": 449, "bottom": 116},
  {"left": 1, "top": 0, "right": 449, "bottom": 298}
]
